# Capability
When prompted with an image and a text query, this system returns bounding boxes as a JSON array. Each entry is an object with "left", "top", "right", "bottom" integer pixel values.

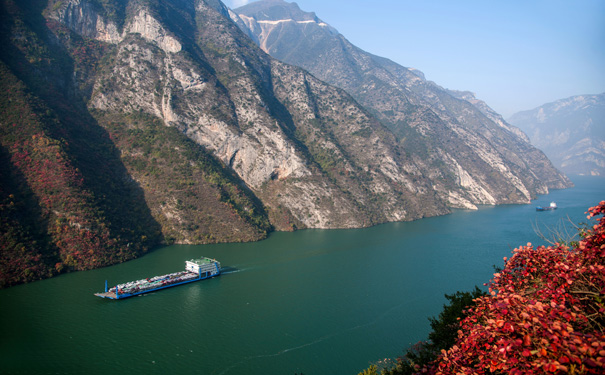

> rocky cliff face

[
  {"left": 0, "top": 0, "right": 572, "bottom": 287},
  {"left": 508, "top": 94, "right": 605, "bottom": 176},
  {"left": 232, "top": 0, "right": 572, "bottom": 209},
  {"left": 60, "top": 0, "right": 445, "bottom": 229}
]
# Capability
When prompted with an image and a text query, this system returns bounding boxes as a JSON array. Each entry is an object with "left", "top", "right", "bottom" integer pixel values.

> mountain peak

[
  {"left": 234, "top": 0, "right": 337, "bottom": 33},
  {"left": 235, "top": 0, "right": 315, "bottom": 22},
  {"left": 231, "top": 0, "right": 338, "bottom": 52}
]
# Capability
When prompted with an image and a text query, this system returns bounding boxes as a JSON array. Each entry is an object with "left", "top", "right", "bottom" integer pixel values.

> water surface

[{"left": 1, "top": 176, "right": 603, "bottom": 374}]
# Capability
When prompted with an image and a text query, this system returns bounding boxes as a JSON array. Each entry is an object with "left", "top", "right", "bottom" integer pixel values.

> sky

[{"left": 223, "top": 0, "right": 605, "bottom": 118}]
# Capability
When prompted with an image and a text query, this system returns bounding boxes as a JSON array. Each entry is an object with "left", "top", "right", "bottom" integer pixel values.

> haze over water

[{"left": 1, "top": 176, "right": 603, "bottom": 374}]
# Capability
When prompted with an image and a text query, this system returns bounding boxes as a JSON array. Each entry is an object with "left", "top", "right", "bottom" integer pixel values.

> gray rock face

[
  {"left": 45, "top": 0, "right": 449, "bottom": 230},
  {"left": 51, "top": 0, "right": 180, "bottom": 51},
  {"left": 44, "top": 0, "right": 570, "bottom": 233},
  {"left": 232, "top": 0, "right": 572, "bottom": 209},
  {"left": 508, "top": 94, "right": 605, "bottom": 176}
]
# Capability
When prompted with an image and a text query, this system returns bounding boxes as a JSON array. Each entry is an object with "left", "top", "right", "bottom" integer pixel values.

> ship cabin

[{"left": 186, "top": 258, "right": 221, "bottom": 278}]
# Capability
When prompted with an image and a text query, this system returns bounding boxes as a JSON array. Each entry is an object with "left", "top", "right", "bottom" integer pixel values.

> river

[{"left": 1, "top": 176, "right": 603, "bottom": 374}]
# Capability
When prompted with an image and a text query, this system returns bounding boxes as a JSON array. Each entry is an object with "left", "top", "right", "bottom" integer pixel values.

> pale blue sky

[{"left": 224, "top": 0, "right": 605, "bottom": 118}]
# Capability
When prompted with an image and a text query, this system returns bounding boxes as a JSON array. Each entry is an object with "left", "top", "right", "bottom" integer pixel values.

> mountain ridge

[
  {"left": 0, "top": 0, "right": 571, "bottom": 287},
  {"left": 508, "top": 93, "right": 605, "bottom": 176},
  {"left": 231, "top": 0, "right": 571, "bottom": 209}
]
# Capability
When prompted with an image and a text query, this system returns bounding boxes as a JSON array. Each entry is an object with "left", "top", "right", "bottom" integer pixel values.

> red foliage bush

[
  {"left": 1, "top": 65, "right": 145, "bottom": 286},
  {"left": 426, "top": 201, "right": 605, "bottom": 374}
]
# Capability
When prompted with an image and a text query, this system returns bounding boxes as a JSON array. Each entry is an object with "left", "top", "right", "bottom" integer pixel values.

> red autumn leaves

[{"left": 426, "top": 201, "right": 605, "bottom": 374}]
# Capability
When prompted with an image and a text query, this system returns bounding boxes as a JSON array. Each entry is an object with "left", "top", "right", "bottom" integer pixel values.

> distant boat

[{"left": 536, "top": 202, "right": 558, "bottom": 211}]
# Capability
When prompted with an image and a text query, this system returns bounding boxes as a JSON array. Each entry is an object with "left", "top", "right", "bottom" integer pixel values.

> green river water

[{"left": 1, "top": 176, "right": 603, "bottom": 374}]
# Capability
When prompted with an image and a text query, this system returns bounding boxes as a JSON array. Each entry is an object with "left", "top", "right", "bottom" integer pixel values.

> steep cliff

[
  {"left": 232, "top": 0, "right": 572, "bottom": 209},
  {"left": 0, "top": 0, "right": 571, "bottom": 287},
  {"left": 0, "top": 0, "right": 270, "bottom": 286}
]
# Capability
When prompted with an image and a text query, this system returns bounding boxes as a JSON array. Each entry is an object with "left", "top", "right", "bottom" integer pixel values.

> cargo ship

[
  {"left": 536, "top": 202, "right": 558, "bottom": 211},
  {"left": 94, "top": 257, "right": 221, "bottom": 300}
]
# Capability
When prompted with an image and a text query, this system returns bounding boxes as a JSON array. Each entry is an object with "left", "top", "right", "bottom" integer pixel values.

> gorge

[{"left": 0, "top": 0, "right": 570, "bottom": 287}]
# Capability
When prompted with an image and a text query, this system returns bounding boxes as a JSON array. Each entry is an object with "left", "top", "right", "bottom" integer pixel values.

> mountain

[
  {"left": 508, "top": 94, "right": 605, "bottom": 176},
  {"left": 0, "top": 0, "right": 437, "bottom": 286},
  {"left": 0, "top": 0, "right": 570, "bottom": 287},
  {"left": 231, "top": 0, "right": 572, "bottom": 207}
]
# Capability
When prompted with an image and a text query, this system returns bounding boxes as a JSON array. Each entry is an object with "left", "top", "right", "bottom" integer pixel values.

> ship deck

[{"left": 95, "top": 291, "right": 118, "bottom": 299}]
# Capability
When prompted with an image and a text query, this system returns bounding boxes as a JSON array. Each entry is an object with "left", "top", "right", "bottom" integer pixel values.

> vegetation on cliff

[
  {"left": 0, "top": 0, "right": 272, "bottom": 287},
  {"left": 95, "top": 110, "right": 272, "bottom": 244},
  {"left": 362, "top": 201, "right": 605, "bottom": 374},
  {"left": 0, "top": 60, "right": 160, "bottom": 287}
]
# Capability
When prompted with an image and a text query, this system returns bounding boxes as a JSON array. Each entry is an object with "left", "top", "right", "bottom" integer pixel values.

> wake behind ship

[{"left": 95, "top": 258, "right": 220, "bottom": 300}]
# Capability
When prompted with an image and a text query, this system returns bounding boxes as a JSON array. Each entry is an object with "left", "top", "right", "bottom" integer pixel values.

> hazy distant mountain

[
  {"left": 231, "top": 0, "right": 571, "bottom": 209},
  {"left": 508, "top": 94, "right": 605, "bottom": 176}
]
